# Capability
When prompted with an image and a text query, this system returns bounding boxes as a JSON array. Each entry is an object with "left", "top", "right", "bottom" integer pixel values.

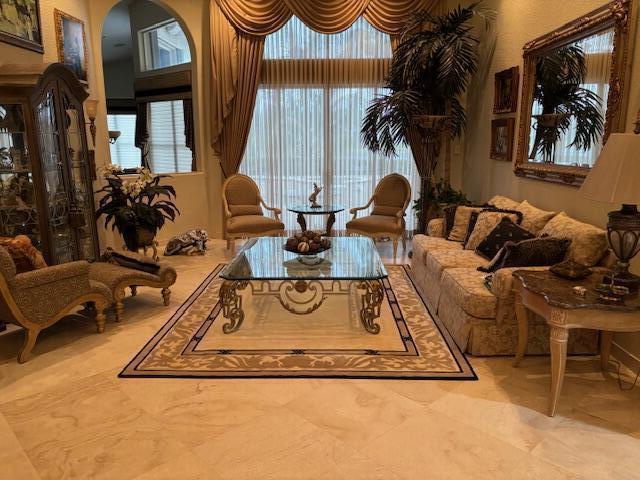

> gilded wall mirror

[{"left": 514, "top": 0, "right": 636, "bottom": 185}]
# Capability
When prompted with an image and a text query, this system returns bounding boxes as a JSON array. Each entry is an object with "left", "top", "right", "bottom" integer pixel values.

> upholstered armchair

[
  {"left": 346, "top": 173, "right": 412, "bottom": 260},
  {"left": 222, "top": 173, "right": 285, "bottom": 251},
  {"left": 0, "top": 247, "right": 112, "bottom": 363}
]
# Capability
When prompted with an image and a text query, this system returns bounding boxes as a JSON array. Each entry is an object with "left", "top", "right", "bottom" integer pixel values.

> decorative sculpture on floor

[
  {"left": 308, "top": 183, "right": 323, "bottom": 208},
  {"left": 164, "top": 229, "right": 209, "bottom": 256}
]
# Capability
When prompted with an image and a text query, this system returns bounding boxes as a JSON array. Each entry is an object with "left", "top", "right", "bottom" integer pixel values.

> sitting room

[{"left": 0, "top": 0, "right": 639, "bottom": 478}]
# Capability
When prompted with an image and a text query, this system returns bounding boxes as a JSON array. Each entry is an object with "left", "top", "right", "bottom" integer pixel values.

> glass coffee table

[
  {"left": 218, "top": 236, "right": 388, "bottom": 335},
  {"left": 287, "top": 204, "right": 345, "bottom": 236}
]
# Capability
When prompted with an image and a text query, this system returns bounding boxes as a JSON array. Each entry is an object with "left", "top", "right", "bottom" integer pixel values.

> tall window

[
  {"left": 148, "top": 100, "right": 193, "bottom": 173},
  {"left": 139, "top": 20, "right": 191, "bottom": 72},
  {"left": 241, "top": 17, "right": 419, "bottom": 232}
]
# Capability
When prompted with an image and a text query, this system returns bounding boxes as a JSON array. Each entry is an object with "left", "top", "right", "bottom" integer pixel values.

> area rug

[{"left": 120, "top": 265, "right": 476, "bottom": 380}]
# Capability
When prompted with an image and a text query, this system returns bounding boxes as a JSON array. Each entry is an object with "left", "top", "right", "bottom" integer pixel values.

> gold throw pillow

[
  {"left": 448, "top": 206, "right": 483, "bottom": 242},
  {"left": 465, "top": 211, "right": 520, "bottom": 251}
]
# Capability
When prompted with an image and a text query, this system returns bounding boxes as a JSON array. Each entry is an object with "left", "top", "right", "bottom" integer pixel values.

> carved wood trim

[{"left": 514, "top": 0, "right": 636, "bottom": 186}]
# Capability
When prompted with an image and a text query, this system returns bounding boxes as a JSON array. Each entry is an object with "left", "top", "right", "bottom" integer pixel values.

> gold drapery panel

[{"left": 210, "top": 0, "right": 442, "bottom": 176}]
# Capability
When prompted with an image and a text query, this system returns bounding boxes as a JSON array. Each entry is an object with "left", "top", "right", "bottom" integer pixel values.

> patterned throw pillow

[
  {"left": 539, "top": 212, "right": 608, "bottom": 266},
  {"left": 479, "top": 237, "right": 571, "bottom": 273},
  {"left": 475, "top": 217, "right": 535, "bottom": 260},
  {"left": 442, "top": 204, "right": 458, "bottom": 238},
  {"left": 487, "top": 195, "right": 521, "bottom": 211},
  {"left": 0, "top": 235, "right": 47, "bottom": 273},
  {"left": 464, "top": 210, "right": 520, "bottom": 250},
  {"left": 447, "top": 206, "right": 483, "bottom": 242},
  {"left": 517, "top": 200, "right": 556, "bottom": 234}
]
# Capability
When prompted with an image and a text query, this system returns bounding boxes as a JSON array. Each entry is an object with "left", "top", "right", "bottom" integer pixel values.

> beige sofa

[{"left": 410, "top": 195, "right": 610, "bottom": 356}]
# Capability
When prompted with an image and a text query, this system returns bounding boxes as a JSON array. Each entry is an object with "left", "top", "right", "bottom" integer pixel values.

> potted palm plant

[
  {"left": 529, "top": 44, "right": 604, "bottom": 163},
  {"left": 96, "top": 165, "right": 179, "bottom": 252},
  {"left": 361, "top": 2, "right": 492, "bottom": 232}
]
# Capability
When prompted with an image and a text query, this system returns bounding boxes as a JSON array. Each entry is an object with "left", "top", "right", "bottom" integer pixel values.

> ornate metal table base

[
  {"left": 218, "top": 279, "right": 384, "bottom": 334},
  {"left": 295, "top": 212, "right": 337, "bottom": 236}
]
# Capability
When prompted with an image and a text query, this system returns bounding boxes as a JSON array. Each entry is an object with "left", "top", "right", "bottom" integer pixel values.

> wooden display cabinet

[{"left": 0, "top": 63, "right": 99, "bottom": 264}]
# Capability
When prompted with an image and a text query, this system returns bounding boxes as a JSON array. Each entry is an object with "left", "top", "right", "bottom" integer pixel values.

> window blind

[
  {"left": 107, "top": 114, "right": 140, "bottom": 170},
  {"left": 148, "top": 100, "right": 192, "bottom": 173}
]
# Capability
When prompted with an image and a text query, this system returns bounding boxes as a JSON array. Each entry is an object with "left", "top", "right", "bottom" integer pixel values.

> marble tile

[
  {"left": 132, "top": 451, "right": 222, "bottom": 480},
  {"left": 0, "top": 412, "right": 40, "bottom": 480},
  {"left": 0, "top": 373, "right": 190, "bottom": 480},
  {"left": 284, "top": 381, "right": 424, "bottom": 447}
]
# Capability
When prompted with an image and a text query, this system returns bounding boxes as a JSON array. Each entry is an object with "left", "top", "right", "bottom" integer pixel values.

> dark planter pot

[{"left": 121, "top": 226, "right": 156, "bottom": 252}]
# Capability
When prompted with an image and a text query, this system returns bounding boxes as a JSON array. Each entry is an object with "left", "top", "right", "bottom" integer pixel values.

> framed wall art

[
  {"left": 0, "top": 0, "right": 43, "bottom": 53},
  {"left": 54, "top": 9, "right": 88, "bottom": 82},
  {"left": 490, "top": 118, "right": 515, "bottom": 161},
  {"left": 493, "top": 66, "right": 519, "bottom": 114}
]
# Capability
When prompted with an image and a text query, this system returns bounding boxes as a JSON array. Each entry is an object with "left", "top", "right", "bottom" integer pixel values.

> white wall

[{"left": 456, "top": 0, "right": 640, "bottom": 364}]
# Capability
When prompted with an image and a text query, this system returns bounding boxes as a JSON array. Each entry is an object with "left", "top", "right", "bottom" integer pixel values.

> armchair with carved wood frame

[
  {"left": 222, "top": 174, "right": 285, "bottom": 251},
  {"left": 346, "top": 173, "right": 412, "bottom": 260}
]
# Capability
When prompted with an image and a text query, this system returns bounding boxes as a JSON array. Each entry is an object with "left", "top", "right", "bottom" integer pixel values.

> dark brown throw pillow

[
  {"left": 442, "top": 204, "right": 458, "bottom": 238},
  {"left": 475, "top": 217, "right": 535, "bottom": 260},
  {"left": 478, "top": 237, "right": 571, "bottom": 273},
  {"left": 100, "top": 248, "right": 160, "bottom": 274}
]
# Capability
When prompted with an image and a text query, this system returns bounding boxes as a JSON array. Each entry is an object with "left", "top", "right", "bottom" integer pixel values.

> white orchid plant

[{"left": 95, "top": 164, "right": 179, "bottom": 250}]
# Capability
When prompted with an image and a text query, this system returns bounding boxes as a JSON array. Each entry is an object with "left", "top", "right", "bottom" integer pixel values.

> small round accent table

[{"left": 287, "top": 204, "right": 345, "bottom": 236}]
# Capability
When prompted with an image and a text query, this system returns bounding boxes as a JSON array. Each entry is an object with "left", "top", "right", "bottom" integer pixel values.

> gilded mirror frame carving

[{"left": 514, "top": 0, "right": 636, "bottom": 186}]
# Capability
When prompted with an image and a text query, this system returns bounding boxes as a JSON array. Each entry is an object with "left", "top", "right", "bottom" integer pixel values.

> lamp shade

[
  {"left": 84, "top": 99, "right": 98, "bottom": 120},
  {"left": 580, "top": 133, "right": 640, "bottom": 205}
]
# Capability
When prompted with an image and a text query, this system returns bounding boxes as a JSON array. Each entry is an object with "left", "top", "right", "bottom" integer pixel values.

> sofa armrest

[
  {"left": 427, "top": 218, "right": 445, "bottom": 238},
  {"left": 489, "top": 266, "right": 550, "bottom": 299},
  {"left": 13, "top": 261, "right": 89, "bottom": 290}
]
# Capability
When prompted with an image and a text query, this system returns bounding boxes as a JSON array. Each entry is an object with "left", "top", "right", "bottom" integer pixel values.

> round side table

[{"left": 287, "top": 204, "right": 345, "bottom": 236}]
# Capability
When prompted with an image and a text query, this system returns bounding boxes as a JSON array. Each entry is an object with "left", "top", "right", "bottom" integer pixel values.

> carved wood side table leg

[
  {"left": 296, "top": 213, "right": 307, "bottom": 232},
  {"left": 548, "top": 323, "right": 569, "bottom": 417},
  {"left": 325, "top": 212, "right": 336, "bottom": 236},
  {"left": 513, "top": 290, "right": 530, "bottom": 367},
  {"left": 600, "top": 330, "right": 614, "bottom": 371}
]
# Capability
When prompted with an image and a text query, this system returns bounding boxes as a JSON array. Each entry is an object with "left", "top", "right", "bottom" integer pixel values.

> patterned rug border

[{"left": 119, "top": 264, "right": 477, "bottom": 381}]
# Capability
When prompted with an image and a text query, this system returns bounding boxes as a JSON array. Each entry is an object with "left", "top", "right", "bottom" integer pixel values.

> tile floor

[{"left": 0, "top": 239, "right": 639, "bottom": 480}]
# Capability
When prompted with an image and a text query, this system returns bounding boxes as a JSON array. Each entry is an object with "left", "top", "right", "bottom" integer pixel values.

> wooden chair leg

[
  {"left": 402, "top": 232, "right": 407, "bottom": 251},
  {"left": 162, "top": 287, "right": 171, "bottom": 306},
  {"left": 95, "top": 300, "right": 107, "bottom": 333},
  {"left": 392, "top": 238, "right": 398, "bottom": 261},
  {"left": 115, "top": 301, "right": 124, "bottom": 322},
  {"left": 18, "top": 327, "right": 40, "bottom": 363}
]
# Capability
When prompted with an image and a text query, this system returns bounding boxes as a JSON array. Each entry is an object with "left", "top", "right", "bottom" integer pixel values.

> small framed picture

[
  {"left": 0, "top": 0, "right": 43, "bottom": 52},
  {"left": 54, "top": 9, "right": 88, "bottom": 82},
  {"left": 490, "top": 118, "right": 515, "bottom": 161},
  {"left": 494, "top": 66, "right": 519, "bottom": 114}
]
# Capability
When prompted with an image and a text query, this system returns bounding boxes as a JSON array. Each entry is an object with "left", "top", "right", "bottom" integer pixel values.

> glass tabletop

[
  {"left": 220, "top": 236, "right": 387, "bottom": 281},
  {"left": 287, "top": 204, "right": 345, "bottom": 214}
]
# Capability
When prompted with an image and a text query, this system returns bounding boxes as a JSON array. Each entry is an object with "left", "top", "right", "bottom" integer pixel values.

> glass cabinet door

[
  {"left": 62, "top": 91, "right": 97, "bottom": 261},
  {"left": 35, "top": 89, "right": 75, "bottom": 264},
  {"left": 0, "top": 103, "right": 40, "bottom": 248}
]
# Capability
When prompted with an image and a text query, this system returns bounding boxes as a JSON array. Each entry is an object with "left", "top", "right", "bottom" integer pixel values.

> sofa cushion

[
  {"left": 412, "top": 234, "right": 463, "bottom": 264},
  {"left": 448, "top": 206, "right": 483, "bottom": 242},
  {"left": 475, "top": 217, "right": 535, "bottom": 260},
  {"left": 346, "top": 215, "right": 403, "bottom": 234},
  {"left": 517, "top": 200, "right": 556, "bottom": 234},
  {"left": 487, "top": 195, "right": 520, "bottom": 211},
  {"left": 464, "top": 210, "right": 521, "bottom": 251},
  {"left": 440, "top": 268, "right": 497, "bottom": 319},
  {"left": 227, "top": 215, "right": 285, "bottom": 234},
  {"left": 539, "top": 212, "right": 608, "bottom": 266},
  {"left": 426, "top": 249, "right": 489, "bottom": 279}
]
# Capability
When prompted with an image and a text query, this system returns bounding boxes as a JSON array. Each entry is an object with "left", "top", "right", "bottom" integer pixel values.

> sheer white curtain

[
  {"left": 530, "top": 28, "right": 613, "bottom": 167},
  {"left": 240, "top": 16, "right": 419, "bottom": 233}
]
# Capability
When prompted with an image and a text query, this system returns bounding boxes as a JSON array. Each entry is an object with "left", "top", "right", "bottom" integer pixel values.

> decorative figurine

[{"left": 308, "top": 183, "right": 323, "bottom": 208}]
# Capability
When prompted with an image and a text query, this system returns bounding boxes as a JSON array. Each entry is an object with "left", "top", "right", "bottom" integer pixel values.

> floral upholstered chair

[
  {"left": 346, "top": 173, "right": 412, "bottom": 260},
  {"left": 222, "top": 173, "right": 285, "bottom": 251},
  {"left": 0, "top": 246, "right": 112, "bottom": 363}
]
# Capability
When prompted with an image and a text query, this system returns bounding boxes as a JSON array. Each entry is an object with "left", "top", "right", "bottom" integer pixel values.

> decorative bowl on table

[{"left": 284, "top": 231, "right": 331, "bottom": 265}]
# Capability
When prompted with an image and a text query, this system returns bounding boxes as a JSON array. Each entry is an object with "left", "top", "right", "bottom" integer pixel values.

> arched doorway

[{"left": 101, "top": 0, "right": 196, "bottom": 174}]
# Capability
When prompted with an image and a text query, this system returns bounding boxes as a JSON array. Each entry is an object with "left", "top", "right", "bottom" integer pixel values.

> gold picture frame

[
  {"left": 493, "top": 66, "right": 519, "bottom": 114},
  {"left": 0, "top": 0, "right": 43, "bottom": 53},
  {"left": 54, "top": 9, "right": 88, "bottom": 83},
  {"left": 490, "top": 118, "right": 515, "bottom": 161},
  {"left": 514, "top": 0, "right": 636, "bottom": 186}
]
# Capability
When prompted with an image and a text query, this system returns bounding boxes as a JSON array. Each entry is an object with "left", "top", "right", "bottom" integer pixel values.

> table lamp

[{"left": 580, "top": 132, "right": 640, "bottom": 291}]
